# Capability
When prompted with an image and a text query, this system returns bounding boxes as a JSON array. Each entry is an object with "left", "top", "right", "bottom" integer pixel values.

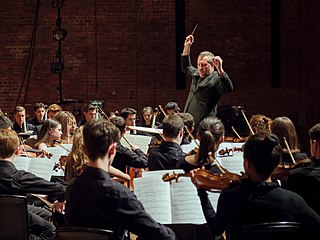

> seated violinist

[
  {"left": 0, "top": 113, "right": 13, "bottom": 130},
  {"left": 77, "top": 103, "right": 97, "bottom": 127},
  {"left": 249, "top": 113, "right": 272, "bottom": 135},
  {"left": 55, "top": 111, "right": 78, "bottom": 143},
  {"left": 12, "top": 106, "right": 35, "bottom": 135},
  {"left": 191, "top": 132, "right": 320, "bottom": 240},
  {"left": 65, "top": 119, "right": 176, "bottom": 240},
  {"left": 35, "top": 118, "right": 62, "bottom": 151},
  {"left": 64, "top": 126, "right": 130, "bottom": 184},
  {"left": 141, "top": 106, "right": 160, "bottom": 128},
  {"left": 286, "top": 123, "right": 320, "bottom": 216},
  {"left": 148, "top": 115, "right": 185, "bottom": 171},
  {"left": 29, "top": 102, "right": 46, "bottom": 135},
  {"left": 47, "top": 103, "right": 62, "bottom": 119},
  {"left": 178, "top": 112, "right": 195, "bottom": 145},
  {"left": 176, "top": 117, "right": 224, "bottom": 173}
]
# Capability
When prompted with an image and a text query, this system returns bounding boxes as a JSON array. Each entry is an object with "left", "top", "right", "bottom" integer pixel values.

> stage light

[
  {"left": 52, "top": 28, "right": 67, "bottom": 41},
  {"left": 51, "top": 0, "right": 65, "bottom": 8}
]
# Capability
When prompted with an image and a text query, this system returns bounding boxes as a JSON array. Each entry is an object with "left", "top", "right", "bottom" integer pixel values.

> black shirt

[
  {"left": 0, "top": 160, "right": 65, "bottom": 201},
  {"left": 198, "top": 179, "right": 320, "bottom": 239},
  {"left": 65, "top": 167, "right": 176, "bottom": 240},
  {"left": 112, "top": 142, "right": 148, "bottom": 174},
  {"left": 148, "top": 141, "right": 185, "bottom": 171}
]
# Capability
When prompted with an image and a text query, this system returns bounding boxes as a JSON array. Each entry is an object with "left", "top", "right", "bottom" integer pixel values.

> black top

[
  {"left": 65, "top": 167, "right": 176, "bottom": 240},
  {"left": 111, "top": 142, "right": 148, "bottom": 174},
  {"left": 148, "top": 141, "right": 185, "bottom": 171},
  {"left": 175, "top": 157, "right": 222, "bottom": 174},
  {"left": 13, "top": 121, "right": 35, "bottom": 134},
  {"left": 197, "top": 179, "right": 320, "bottom": 239},
  {"left": 0, "top": 160, "right": 65, "bottom": 201},
  {"left": 29, "top": 117, "right": 44, "bottom": 127},
  {"left": 286, "top": 158, "right": 320, "bottom": 216}
]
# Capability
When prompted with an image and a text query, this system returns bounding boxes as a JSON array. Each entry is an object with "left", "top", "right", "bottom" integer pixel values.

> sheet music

[
  {"left": 46, "top": 146, "right": 69, "bottom": 163},
  {"left": 142, "top": 169, "right": 184, "bottom": 178},
  {"left": 12, "top": 156, "right": 55, "bottom": 181},
  {"left": 217, "top": 152, "right": 244, "bottom": 174},
  {"left": 170, "top": 177, "right": 206, "bottom": 224},
  {"left": 128, "top": 126, "right": 163, "bottom": 135},
  {"left": 181, "top": 139, "right": 199, "bottom": 154},
  {"left": 120, "top": 133, "right": 152, "bottom": 154},
  {"left": 133, "top": 176, "right": 172, "bottom": 224}
]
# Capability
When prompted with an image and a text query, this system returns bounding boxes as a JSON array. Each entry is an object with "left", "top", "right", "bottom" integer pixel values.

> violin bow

[
  {"left": 231, "top": 126, "right": 243, "bottom": 140},
  {"left": 283, "top": 137, "right": 296, "bottom": 164},
  {"left": 240, "top": 109, "right": 254, "bottom": 135},
  {"left": 151, "top": 108, "right": 159, "bottom": 128}
]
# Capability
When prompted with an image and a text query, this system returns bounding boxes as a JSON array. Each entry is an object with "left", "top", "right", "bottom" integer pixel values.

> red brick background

[{"left": 0, "top": 0, "right": 319, "bottom": 150}]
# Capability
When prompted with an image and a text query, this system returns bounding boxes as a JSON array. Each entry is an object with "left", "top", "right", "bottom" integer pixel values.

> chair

[
  {"left": 56, "top": 227, "right": 113, "bottom": 240},
  {"left": 242, "top": 221, "right": 303, "bottom": 240},
  {"left": 165, "top": 223, "right": 213, "bottom": 240},
  {"left": 0, "top": 195, "right": 29, "bottom": 240}
]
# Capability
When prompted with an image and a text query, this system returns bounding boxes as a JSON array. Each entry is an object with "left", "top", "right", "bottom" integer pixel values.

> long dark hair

[{"left": 197, "top": 117, "right": 224, "bottom": 165}]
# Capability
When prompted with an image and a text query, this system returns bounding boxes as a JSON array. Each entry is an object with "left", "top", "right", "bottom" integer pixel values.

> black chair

[
  {"left": 0, "top": 195, "right": 29, "bottom": 240},
  {"left": 165, "top": 223, "right": 214, "bottom": 240},
  {"left": 242, "top": 221, "right": 303, "bottom": 240},
  {"left": 56, "top": 227, "right": 113, "bottom": 240}
]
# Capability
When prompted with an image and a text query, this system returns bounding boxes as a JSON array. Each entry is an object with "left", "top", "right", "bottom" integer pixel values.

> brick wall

[{"left": 0, "top": 0, "right": 320, "bottom": 150}]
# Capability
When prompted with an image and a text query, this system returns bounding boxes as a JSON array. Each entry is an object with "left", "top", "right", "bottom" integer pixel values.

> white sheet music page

[
  {"left": 133, "top": 176, "right": 172, "bottom": 224},
  {"left": 120, "top": 133, "right": 152, "bottom": 154},
  {"left": 12, "top": 156, "right": 55, "bottom": 181}
]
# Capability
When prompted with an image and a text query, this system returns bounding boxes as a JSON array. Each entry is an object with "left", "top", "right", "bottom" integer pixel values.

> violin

[
  {"left": 224, "top": 136, "right": 248, "bottom": 143},
  {"left": 271, "top": 158, "right": 312, "bottom": 181},
  {"left": 18, "top": 144, "right": 53, "bottom": 159},
  {"left": 162, "top": 169, "right": 246, "bottom": 191}
]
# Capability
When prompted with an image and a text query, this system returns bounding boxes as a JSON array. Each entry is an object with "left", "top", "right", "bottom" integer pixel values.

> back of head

[
  {"left": 309, "top": 123, "right": 320, "bottom": 142},
  {"left": 197, "top": 117, "right": 225, "bottom": 164},
  {"left": 178, "top": 112, "right": 195, "bottom": 132},
  {"left": 120, "top": 108, "right": 137, "bottom": 120},
  {"left": 162, "top": 115, "right": 184, "bottom": 139},
  {"left": 111, "top": 116, "right": 126, "bottom": 136},
  {"left": 249, "top": 114, "right": 272, "bottom": 134},
  {"left": 271, "top": 116, "right": 299, "bottom": 152},
  {"left": 83, "top": 119, "right": 120, "bottom": 161},
  {"left": 244, "top": 132, "right": 282, "bottom": 177},
  {"left": 0, "top": 129, "right": 19, "bottom": 159}
]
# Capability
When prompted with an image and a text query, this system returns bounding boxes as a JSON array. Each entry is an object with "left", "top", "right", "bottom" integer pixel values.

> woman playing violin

[
  {"left": 35, "top": 118, "right": 62, "bottom": 151},
  {"left": 55, "top": 111, "right": 78, "bottom": 144},
  {"left": 176, "top": 116, "right": 225, "bottom": 173},
  {"left": 191, "top": 132, "right": 320, "bottom": 240}
]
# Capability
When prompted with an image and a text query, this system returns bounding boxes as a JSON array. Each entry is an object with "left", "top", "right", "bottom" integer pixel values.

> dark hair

[
  {"left": 83, "top": 104, "right": 96, "bottom": 113},
  {"left": 162, "top": 115, "right": 184, "bottom": 138},
  {"left": 244, "top": 132, "right": 282, "bottom": 177},
  {"left": 309, "top": 123, "right": 320, "bottom": 142},
  {"left": 33, "top": 102, "right": 46, "bottom": 112},
  {"left": 271, "top": 116, "right": 300, "bottom": 152},
  {"left": 165, "top": 102, "right": 180, "bottom": 112},
  {"left": 178, "top": 113, "right": 194, "bottom": 136},
  {"left": 111, "top": 116, "right": 126, "bottom": 136},
  {"left": 197, "top": 117, "right": 224, "bottom": 165},
  {"left": 83, "top": 119, "right": 120, "bottom": 161},
  {"left": 120, "top": 108, "right": 137, "bottom": 120}
]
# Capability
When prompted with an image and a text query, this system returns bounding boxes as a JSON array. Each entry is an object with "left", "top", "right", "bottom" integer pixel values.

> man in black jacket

[{"left": 0, "top": 129, "right": 65, "bottom": 239}]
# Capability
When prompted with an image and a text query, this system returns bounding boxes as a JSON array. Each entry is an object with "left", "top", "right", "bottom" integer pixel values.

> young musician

[
  {"left": 191, "top": 132, "right": 320, "bottom": 239},
  {"left": 0, "top": 114, "right": 13, "bottom": 129},
  {"left": 77, "top": 103, "right": 97, "bottom": 127},
  {"left": 29, "top": 102, "right": 46, "bottom": 126},
  {"left": 286, "top": 123, "right": 320, "bottom": 216},
  {"left": 111, "top": 116, "right": 148, "bottom": 174},
  {"left": 176, "top": 117, "right": 224, "bottom": 173},
  {"left": 148, "top": 115, "right": 185, "bottom": 171},
  {"left": 120, "top": 107, "right": 137, "bottom": 132},
  {"left": 164, "top": 102, "right": 181, "bottom": 116},
  {"left": 65, "top": 119, "right": 176, "bottom": 240},
  {"left": 178, "top": 112, "right": 195, "bottom": 145},
  {"left": 12, "top": 106, "right": 35, "bottom": 134},
  {"left": 181, "top": 34, "right": 233, "bottom": 130},
  {"left": 55, "top": 111, "right": 78, "bottom": 143},
  {"left": 249, "top": 114, "right": 272, "bottom": 134},
  {"left": 0, "top": 129, "right": 65, "bottom": 239},
  {"left": 35, "top": 118, "right": 62, "bottom": 151},
  {"left": 47, "top": 103, "right": 62, "bottom": 119}
]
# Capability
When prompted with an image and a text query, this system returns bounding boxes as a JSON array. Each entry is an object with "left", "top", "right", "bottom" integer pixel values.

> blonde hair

[{"left": 55, "top": 111, "right": 76, "bottom": 141}]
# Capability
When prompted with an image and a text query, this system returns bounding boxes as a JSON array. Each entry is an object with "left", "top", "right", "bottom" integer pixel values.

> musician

[
  {"left": 191, "top": 132, "right": 320, "bottom": 239},
  {"left": 64, "top": 126, "right": 130, "bottom": 184},
  {"left": 181, "top": 34, "right": 233, "bottom": 130},
  {"left": 141, "top": 106, "right": 160, "bottom": 128},
  {"left": 35, "top": 118, "right": 62, "bottom": 151},
  {"left": 12, "top": 106, "right": 35, "bottom": 134},
  {"left": 178, "top": 112, "right": 195, "bottom": 145},
  {"left": 148, "top": 115, "right": 185, "bottom": 171},
  {"left": 29, "top": 102, "right": 46, "bottom": 126},
  {"left": 111, "top": 116, "right": 148, "bottom": 174},
  {"left": 55, "top": 111, "right": 78, "bottom": 143},
  {"left": 286, "top": 123, "right": 320, "bottom": 216},
  {"left": 120, "top": 107, "right": 137, "bottom": 132},
  {"left": 176, "top": 117, "right": 224, "bottom": 173},
  {"left": 164, "top": 102, "right": 181, "bottom": 116},
  {"left": 65, "top": 119, "right": 176, "bottom": 240},
  {"left": 249, "top": 114, "right": 272, "bottom": 134},
  {"left": 77, "top": 103, "right": 97, "bottom": 127},
  {"left": 0, "top": 129, "right": 65, "bottom": 239},
  {"left": 47, "top": 103, "right": 62, "bottom": 119}
]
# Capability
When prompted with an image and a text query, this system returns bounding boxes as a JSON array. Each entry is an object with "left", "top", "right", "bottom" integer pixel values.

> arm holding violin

[{"left": 118, "top": 144, "right": 148, "bottom": 168}]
